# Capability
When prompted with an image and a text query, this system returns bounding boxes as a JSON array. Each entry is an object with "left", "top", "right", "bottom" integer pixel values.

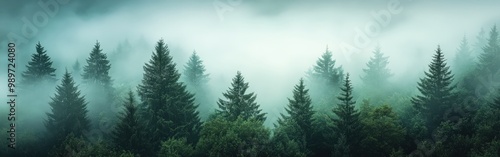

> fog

[{"left": 1, "top": 0, "right": 500, "bottom": 128}]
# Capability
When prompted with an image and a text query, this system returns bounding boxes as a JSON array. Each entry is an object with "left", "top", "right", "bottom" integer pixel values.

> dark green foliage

[
  {"left": 158, "top": 138, "right": 194, "bottom": 157},
  {"left": 112, "top": 90, "right": 146, "bottom": 155},
  {"left": 411, "top": 46, "right": 457, "bottom": 134},
  {"left": 82, "top": 41, "right": 112, "bottom": 86},
  {"left": 21, "top": 41, "right": 57, "bottom": 86},
  {"left": 217, "top": 71, "right": 266, "bottom": 122},
  {"left": 331, "top": 73, "right": 364, "bottom": 156},
  {"left": 491, "top": 90, "right": 500, "bottom": 110},
  {"left": 45, "top": 70, "right": 90, "bottom": 145},
  {"left": 195, "top": 117, "right": 270, "bottom": 157},
  {"left": 278, "top": 78, "right": 315, "bottom": 154},
  {"left": 268, "top": 118, "right": 308, "bottom": 157},
  {"left": 49, "top": 134, "right": 128, "bottom": 157},
  {"left": 361, "top": 46, "right": 392, "bottom": 89},
  {"left": 137, "top": 39, "right": 201, "bottom": 152},
  {"left": 360, "top": 104, "right": 406, "bottom": 157}
]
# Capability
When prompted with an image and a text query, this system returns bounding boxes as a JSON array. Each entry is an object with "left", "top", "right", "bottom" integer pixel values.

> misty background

[{"left": 1, "top": 0, "right": 500, "bottom": 128}]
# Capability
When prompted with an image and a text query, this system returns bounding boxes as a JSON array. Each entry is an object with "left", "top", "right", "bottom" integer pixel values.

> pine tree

[
  {"left": 411, "top": 45, "right": 456, "bottom": 133},
  {"left": 21, "top": 41, "right": 56, "bottom": 86},
  {"left": 183, "top": 51, "right": 212, "bottom": 120},
  {"left": 217, "top": 71, "right": 266, "bottom": 122},
  {"left": 332, "top": 73, "right": 363, "bottom": 156},
  {"left": 112, "top": 90, "right": 145, "bottom": 155},
  {"left": 452, "top": 36, "right": 475, "bottom": 79},
  {"left": 279, "top": 78, "right": 315, "bottom": 150},
  {"left": 183, "top": 51, "right": 209, "bottom": 87},
  {"left": 45, "top": 70, "right": 90, "bottom": 144},
  {"left": 477, "top": 25, "right": 500, "bottom": 76},
  {"left": 137, "top": 39, "right": 201, "bottom": 151},
  {"left": 82, "top": 41, "right": 112, "bottom": 87},
  {"left": 361, "top": 46, "right": 392, "bottom": 89},
  {"left": 474, "top": 27, "right": 488, "bottom": 55},
  {"left": 309, "top": 47, "right": 344, "bottom": 88}
]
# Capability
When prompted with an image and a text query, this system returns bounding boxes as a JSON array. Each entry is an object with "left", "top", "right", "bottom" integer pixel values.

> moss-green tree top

[
  {"left": 310, "top": 47, "right": 344, "bottom": 87},
  {"left": 183, "top": 51, "right": 209, "bottom": 87},
  {"left": 22, "top": 41, "right": 57, "bottom": 86},
  {"left": 361, "top": 46, "right": 392, "bottom": 88},
  {"left": 82, "top": 41, "right": 112, "bottom": 86},
  {"left": 217, "top": 71, "right": 266, "bottom": 122}
]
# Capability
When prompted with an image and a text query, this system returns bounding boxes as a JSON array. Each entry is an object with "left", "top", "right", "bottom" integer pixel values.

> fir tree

[
  {"left": 310, "top": 47, "right": 344, "bottom": 88},
  {"left": 216, "top": 71, "right": 266, "bottom": 122},
  {"left": 82, "top": 41, "right": 112, "bottom": 87},
  {"left": 452, "top": 36, "right": 475, "bottom": 79},
  {"left": 21, "top": 41, "right": 56, "bottom": 86},
  {"left": 332, "top": 73, "right": 363, "bottom": 156},
  {"left": 279, "top": 78, "right": 315, "bottom": 151},
  {"left": 183, "top": 51, "right": 209, "bottom": 87},
  {"left": 361, "top": 46, "right": 392, "bottom": 89},
  {"left": 183, "top": 51, "right": 212, "bottom": 120},
  {"left": 112, "top": 90, "right": 145, "bottom": 155},
  {"left": 137, "top": 39, "right": 201, "bottom": 151},
  {"left": 45, "top": 70, "right": 90, "bottom": 144},
  {"left": 474, "top": 27, "right": 488, "bottom": 55},
  {"left": 477, "top": 25, "right": 500, "bottom": 76},
  {"left": 411, "top": 45, "right": 457, "bottom": 133}
]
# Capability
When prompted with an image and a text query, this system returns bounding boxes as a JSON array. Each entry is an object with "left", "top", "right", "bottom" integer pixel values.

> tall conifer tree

[{"left": 217, "top": 71, "right": 266, "bottom": 122}]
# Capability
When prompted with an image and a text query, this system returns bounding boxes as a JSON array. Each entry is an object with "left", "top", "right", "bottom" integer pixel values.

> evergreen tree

[
  {"left": 308, "top": 47, "right": 344, "bottom": 113},
  {"left": 411, "top": 45, "right": 457, "bottom": 134},
  {"left": 137, "top": 39, "right": 201, "bottom": 152},
  {"left": 476, "top": 25, "right": 500, "bottom": 79},
  {"left": 216, "top": 71, "right": 266, "bottom": 122},
  {"left": 452, "top": 36, "right": 475, "bottom": 79},
  {"left": 474, "top": 27, "right": 488, "bottom": 55},
  {"left": 112, "top": 90, "right": 145, "bottom": 155},
  {"left": 183, "top": 51, "right": 212, "bottom": 120},
  {"left": 309, "top": 47, "right": 344, "bottom": 88},
  {"left": 361, "top": 46, "right": 392, "bottom": 88},
  {"left": 331, "top": 73, "right": 363, "bottom": 156},
  {"left": 45, "top": 70, "right": 90, "bottom": 145},
  {"left": 81, "top": 41, "right": 116, "bottom": 138},
  {"left": 82, "top": 41, "right": 112, "bottom": 87},
  {"left": 21, "top": 41, "right": 56, "bottom": 86},
  {"left": 279, "top": 78, "right": 315, "bottom": 152},
  {"left": 184, "top": 51, "right": 209, "bottom": 87}
]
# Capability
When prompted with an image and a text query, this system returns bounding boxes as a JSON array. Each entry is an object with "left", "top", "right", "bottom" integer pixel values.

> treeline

[{"left": 1, "top": 25, "right": 499, "bottom": 157}]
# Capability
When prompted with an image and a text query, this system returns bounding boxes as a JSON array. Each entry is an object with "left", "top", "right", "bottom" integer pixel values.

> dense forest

[{"left": 0, "top": 24, "right": 499, "bottom": 156}]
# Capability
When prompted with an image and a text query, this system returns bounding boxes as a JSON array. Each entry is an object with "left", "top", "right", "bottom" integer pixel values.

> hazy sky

[{"left": 1, "top": 0, "right": 499, "bottom": 125}]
